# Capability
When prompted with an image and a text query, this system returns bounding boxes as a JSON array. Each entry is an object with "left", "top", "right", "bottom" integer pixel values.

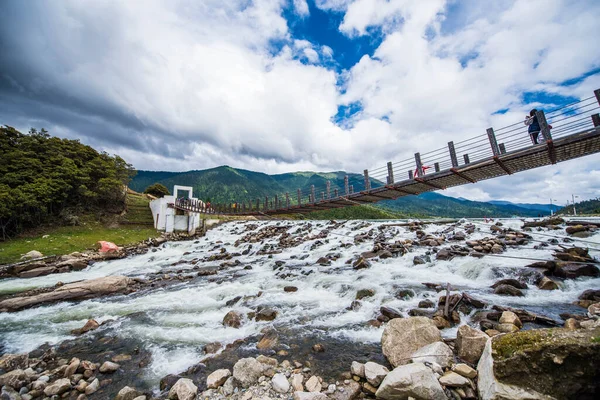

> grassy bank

[{"left": 0, "top": 222, "right": 160, "bottom": 265}]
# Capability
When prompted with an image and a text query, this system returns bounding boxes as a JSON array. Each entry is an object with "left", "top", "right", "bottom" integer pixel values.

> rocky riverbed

[{"left": 0, "top": 217, "right": 599, "bottom": 399}]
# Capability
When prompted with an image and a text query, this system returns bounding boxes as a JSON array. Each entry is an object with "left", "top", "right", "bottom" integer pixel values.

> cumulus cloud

[{"left": 0, "top": 0, "right": 599, "bottom": 203}]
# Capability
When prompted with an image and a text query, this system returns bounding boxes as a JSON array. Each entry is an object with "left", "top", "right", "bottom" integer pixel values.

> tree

[{"left": 144, "top": 183, "right": 170, "bottom": 198}]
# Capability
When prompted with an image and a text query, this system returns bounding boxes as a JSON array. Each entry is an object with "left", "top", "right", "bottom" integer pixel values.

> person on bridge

[{"left": 524, "top": 109, "right": 541, "bottom": 145}]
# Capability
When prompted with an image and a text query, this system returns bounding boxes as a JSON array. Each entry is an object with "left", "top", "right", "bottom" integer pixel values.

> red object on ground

[{"left": 97, "top": 241, "right": 119, "bottom": 253}]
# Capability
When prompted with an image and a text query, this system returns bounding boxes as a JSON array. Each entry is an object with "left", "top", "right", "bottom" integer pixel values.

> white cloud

[
  {"left": 2, "top": 0, "right": 600, "bottom": 204},
  {"left": 293, "top": 0, "right": 310, "bottom": 17}
]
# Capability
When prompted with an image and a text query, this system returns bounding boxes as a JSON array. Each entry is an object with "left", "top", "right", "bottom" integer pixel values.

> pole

[{"left": 572, "top": 194, "right": 577, "bottom": 216}]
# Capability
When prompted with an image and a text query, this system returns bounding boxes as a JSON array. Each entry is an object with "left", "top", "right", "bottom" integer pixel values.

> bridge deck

[{"left": 174, "top": 125, "right": 600, "bottom": 217}]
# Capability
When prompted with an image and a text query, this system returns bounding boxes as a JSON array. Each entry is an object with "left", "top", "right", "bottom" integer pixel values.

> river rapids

[{"left": 1, "top": 218, "right": 599, "bottom": 389}]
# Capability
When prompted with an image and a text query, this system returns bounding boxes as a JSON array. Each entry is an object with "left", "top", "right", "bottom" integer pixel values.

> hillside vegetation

[
  {"left": 0, "top": 126, "right": 136, "bottom": 240},
  {"left": 558, "top": 198, "right": 600, "bottom": 216}
]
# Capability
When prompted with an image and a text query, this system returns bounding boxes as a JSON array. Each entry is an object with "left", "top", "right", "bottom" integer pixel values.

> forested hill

[
  {"left": 0, "top": 126, "right": 135, "bottom": 239},
  {"left": 130, "top": 166, "right": 552, "bottom": 218}
]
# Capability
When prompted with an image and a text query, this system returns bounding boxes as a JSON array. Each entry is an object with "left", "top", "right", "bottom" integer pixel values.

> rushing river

[{"left": 0, "top": 218, "right": 598, "bottom": 387}]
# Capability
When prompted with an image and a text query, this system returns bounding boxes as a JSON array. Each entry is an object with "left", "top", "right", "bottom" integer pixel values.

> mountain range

[{"left": 129, "top": 166, "right": 559, "bottom": 218}]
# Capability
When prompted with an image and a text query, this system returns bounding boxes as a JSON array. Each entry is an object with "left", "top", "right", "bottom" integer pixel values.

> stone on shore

[
  {"left": 291, "top": 374, "right": 304, "bottom": 392},
  {"left": 206, "top": 369, "right": 231, "bottom": 389},
  {"left": 0, "top": 369, "right": 27, "bottom": 389},
  {"left": 410, "top": 341, "right": 454, "bottom": 369},
  {"left": 305, "top": 375, "right": 321, "bottom": 392},
  {"left": 43, "top": 378, "right": 71, "bottom": 396},
  {"left": 293, "top": 392, "right": 328, "bottom": 400},
  {"left": 453, "top": 364, "right": 477, "bottom": 379},
  {"left": 382, "top": 317, "right": 442, "bottom": 367},
  {"left": 456, "top": 325, "right": 488, "bottom": 364},
  {"left": 350, "top": 361, "right": 365, "bottom": 378},
  {"left": 168, "top": 378, "right": 197, "bottom": 400},
  {"left": 233, "top": 358, "right": 264, "bottom": 387},
  {"left": 84, "top": 378, "right": 99, "bottom": 395},
  {"left": 364, "top": 361, "right": 389, "bottom": 387},
  {"left": 438, "top": 371, "right": 470, "bottom": 387},
  {"left": 271, "top": 373, "right": 290, "bottom": 393},
  {"left": 0, "top": 354, "right": 28, "bottom": 371},
  {"left": 99, "top": 361, "right": 120, "bottom": 373},
  {"left": 375, "top": 362, "right": 447, "bottom": 400},
  {"left": 115, "top": 386, "right": 142, "bottom": 400}
]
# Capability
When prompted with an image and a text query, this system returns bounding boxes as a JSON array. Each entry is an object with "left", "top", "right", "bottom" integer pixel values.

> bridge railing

[{"left": 177, "top": 88, "right": 599, "bottom": 215}]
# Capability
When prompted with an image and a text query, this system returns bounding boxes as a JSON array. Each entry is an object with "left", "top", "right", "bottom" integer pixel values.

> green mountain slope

[{"left": 129, "top": 166, "right": 545, "bottom": 218}]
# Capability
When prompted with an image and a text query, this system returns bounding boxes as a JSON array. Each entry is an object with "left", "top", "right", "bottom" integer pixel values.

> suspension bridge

[{"left": 174, "top": 89, "right": 600, "bottom": 217}]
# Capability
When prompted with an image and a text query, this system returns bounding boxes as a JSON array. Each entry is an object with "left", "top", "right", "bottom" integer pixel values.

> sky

[{"left": 1, "top": 0, "right": 599, "bottom": 204}]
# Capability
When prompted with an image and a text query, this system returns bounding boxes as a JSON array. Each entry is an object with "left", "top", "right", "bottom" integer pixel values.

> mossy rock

[{"left": 491, "top": 327, "right": 600, "bottom": 399}]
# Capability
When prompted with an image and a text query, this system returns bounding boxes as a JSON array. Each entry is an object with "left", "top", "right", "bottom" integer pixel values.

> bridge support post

[
  {"left": 594, "top": 88, "right": 600, "bottom": 106},
  {"left": 448, "top": 141, "right": 458, "bottom": 167},
  {"left": 363, "top": 170, "right": 371, "bottom": 190},
  {"left": 297, "top": 189, "right": 301, "bottom": 206},
  {"left": 487, "top": 128, "right": 500, "bottom": 156},
  {"left": 463, "top": 154, "right": 470, "bottom": 164},
  {"left": 256, "top": 199, "right": 260, "bottom": 211},
  {"left": 408, "top": 170, "right": 414, "bottom": 180},
  {"left": 334, "top": 188, "right": 339, "bottom": 197},
  {"left": 592, "top": 114, "right": 600, "bottom": 127},
  {"left": 434, "top": 162, "right": 440, "bottom": 172},
  {"left": 320, "top": 192, "right": 324, "bottom": 201},
  {"left": 311, "top": 185, "right": 316, "bottom": 204},
  {"left": 275, "top": 195, "right": 278, "bottom": 210},
  {"left": 286, "top": 193, "right": 290, "bottom": 209},
  {"left": 326, "top": 181, "right": 331, "bottom": 199},
  {"left": 414, "top": 153, "right": 423, "bottom": 177},
  {"left": 350, "top": 185, "right": 354, "bottom": 194},
  {"left": 499, "top": 143, "right": 507, "bottom": 154},
  {"left": 344, "top": 176, "right": 349, "bottom": 195},
  {"left": 386, "top": 162, "right": 394, "bottom": 184},
  {"left": 536, "top": 110, "right": 552, "bottom": 141},
  {"left": 265, "top": 196, "right": 268, "bottom": 210}
]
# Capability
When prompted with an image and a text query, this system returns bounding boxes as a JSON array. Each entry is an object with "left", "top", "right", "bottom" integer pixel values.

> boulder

[
  {"left": 271, "top": 373, "right": 290, "bottom": 393},
  {"left": 478, "top": 328, "right": 600, "bottom": 400},
  {"left": 115, "top": 386, "right": 142, "bottom": 400},
  {"left": 579, "top": 289, "right": 600, "bottom": 302},
  {"left": 0, "top": 354, "right": 28, "bottom": 371},
  {"left": 499, "top": 311, "right": 522, "bottom": 328},
  {"left": 456, "top": 325, "right": 488, "bottom": 364},
  {"left": 537, "top": 276, "right": 559, "bottom": 290},
  {"left": 21, "top": 250, "right": 43, "bottom": 260},
  {"left": 255, "top": 308, "right": 277, "bottom": 321},
  {"left": 491, "top": 279, "right": 527, "bottom": 289},
  {"left": 497, "top": 323, "right": 520, "bottom": 333},
  {"left": 71, "top": 319, "right": 100, "bottom": 335},
  {"left": 293, "top": 393, "right": 328, "bottom": 400},
  {"left": 0, "top": 369, "right": 27, "bottom": 389},
  {"left": 167, "top": 378, "right": 197, "bottom": 400},
  {"left": 453, "top": 364, "right": 477, "bottom": 379},
  {"left": 19, "top": 266, "right": 56, "bottom": 278},
  {"left": 350, "top": 361, "right": 365, "bottom": 378},
  {"left": 329, "top": 381, "right": 361, "bottom": 400},
  {"left": 418, "top": 299, "right": 435, "bottom": 308},
  {"left": 375, "top": 362, "right": 447, "bottom": 400},
  {"left": 43, "top": 378, "right": 71, "bottom": 396},
  {"left": 380, "top": 306, "right": 403, "bottom": 320},
  {"left": 382, "top": 317, "right": 442, "bottom": 367},
  {"left": 0, "top": 276, "right": 131, "bottom": 312},
  {"left": 356, "top": 289, "right": 375, "bottom": 300},
  {"left": 206, "top": 369, "right": 231, "bottom": 389},
  {"left": 493, "top": 284, "right": 524, "bottom": 297},
  {"left": 411, "top": 341, "right": 454, "bottom": 369},
  {"left": 555, "top": 263, "right": 600, "bottom": 279},
  {"left": 160, "top": 374, "right": 181, "bottom": 391},
  {"left": 99, "top": 361, "right": 120, "bottom": 373},
  {"left": 305, "top": 375, "right": 321, "bottom": 392},
  {"left": 439, "top": 371, "right": 470, "bottom": 387},
  {"left": 232, "top": 358, "right": 264, "bottom": 387},
  {"left": 223, "top": 310, "right": 242, "bottom": 328},
  {"left": 364, "top": 362, "right": 389, "bottom": 387},
  {"left": 352, "top": 257, "right": 371, "bottom": 269}
]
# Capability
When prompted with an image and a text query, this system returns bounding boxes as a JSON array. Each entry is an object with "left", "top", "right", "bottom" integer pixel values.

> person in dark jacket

[{"left": 524, "top": 109, "right": 541, "bottom": 144}]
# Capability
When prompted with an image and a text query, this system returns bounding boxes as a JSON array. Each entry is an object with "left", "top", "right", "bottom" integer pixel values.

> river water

[{"left": 0, "top": 218, "right": 598, "bottom": 387}]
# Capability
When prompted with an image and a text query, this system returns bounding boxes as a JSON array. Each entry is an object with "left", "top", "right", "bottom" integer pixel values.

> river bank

[{"left": 1, "top": 217, "right": 599, "bottom": 399}]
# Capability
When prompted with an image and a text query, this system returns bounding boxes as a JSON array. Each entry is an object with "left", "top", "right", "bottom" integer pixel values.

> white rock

[
  {"left": 21, "top": 250, "right": 43, "bottom": 260},
  {"left": 375, "top": 363, "right": 447, "bottom": 400},
  {"left": 292, "top": 392, "right": 329, "bottom": 400},
  {"left": 411, "top": 341, "right": 454, "bottom": 369},
  {"left": 99, "top": 361, "right": 120, "bottom": 373},
  {"left": 364, "top": 361, "right": 389, "bottom": 387},
  {"left": 43, "top": 378, "right": 72, "bottom": 396},
  {"left": 85, "top": 378, "right": 99, "bottom": 395},
  {"left": 271, "top": 373, "right": 290, "bottom": 393},
  {"left": 382, "top": 317, "right": 442, "bottom": 367},
  {"left": 115, "top": 386, "right": 142, "bottom": 400},
  {"left": 453, "top": 364, "right": 477, "bottom": 379},
  {"left": 167, "top": 378, "right": 197, "bottom": 400},
  {"left": 233, "top": 358, "right": 265, "bottom": 388},
  {"left": 206, "top": 369, "right": 231, "bottom": 389},
  {"left": 291, "top": 373, "right": 304, "bottom": 392},
  {"left": 477, "top": 340, "right": 555, "bottom": 400},
  {"left": 350, "top": 361, "right": 365, "bottom": 378},
  {"left": 222, "top": 377, "right": 235, "bottom": 396},
  {"left": 305, "top": 375, "right": 321, "bottom": 392},
  {"left": 439, "top": 371, "right": 470, "bottom": 387}
]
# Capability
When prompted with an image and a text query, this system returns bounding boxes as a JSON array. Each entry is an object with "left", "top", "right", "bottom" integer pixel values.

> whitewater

[{"left": 0, "top": 218, "right": 598, "bottom": 386}]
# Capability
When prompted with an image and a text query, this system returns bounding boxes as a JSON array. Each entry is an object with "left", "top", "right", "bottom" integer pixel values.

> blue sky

[{"left": 0, "top": 0, "right": 599, "bottom": 203}]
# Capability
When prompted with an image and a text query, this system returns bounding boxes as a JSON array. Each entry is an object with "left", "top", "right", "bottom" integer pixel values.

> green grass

[
  {"left": 0, "top": 222, "right": 160, "bottom": 265},
  {"left": 121, "top": 192, "right": 155, "bottom": 225}
]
